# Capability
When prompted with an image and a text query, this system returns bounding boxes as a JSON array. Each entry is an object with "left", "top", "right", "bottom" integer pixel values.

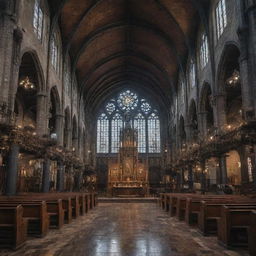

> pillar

[
  {"left": 245, "top": 0, "right": 256, "bottom": 116},
  {"left": 198, "top": 111, "right": 208, "bottom": 137},
  {"left": 55, "top": 114, "right": 64, "bottom": 145},
  {"left": 215, "top": 93, "right": 227, "bottom": 131},
  {"left": 36, "top": 92, "right": 47, "bottom": 136},
  {"left": 188, "top": 164, "right": 194, "bottom": 191},
  {"left": 219, "top": 155, "right": 228, "bottom": 184},
  {"left": 237, "top": 26, "right": 254, "bottom": 118},
  {"left": 180, "top": 168, "right": 184, "bottom": 189},
  {"left": 200, "top": 160, "right": 206, "bottom": 192},
  {"left": 5, "top": 144, "right": 19, "bottom": 195},
  {"left": 42, "top": 158, "right": 50, "bottom": 193},
  {"left": 56, "top": 162, "right": 64, "bottom": 192}
]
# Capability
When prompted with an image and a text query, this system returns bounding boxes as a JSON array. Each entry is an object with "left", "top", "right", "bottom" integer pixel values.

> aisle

[{"left": 0, "top": 203, "right": 249, "bottom": 256}]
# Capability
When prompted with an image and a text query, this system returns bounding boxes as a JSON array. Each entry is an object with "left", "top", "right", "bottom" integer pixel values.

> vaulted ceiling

[{"left": 49, "top": 0, "right": 209, "bottom": 113}]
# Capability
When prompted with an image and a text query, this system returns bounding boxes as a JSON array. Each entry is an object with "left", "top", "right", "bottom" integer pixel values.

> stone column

[
  {"left": 219, "top": 155, "right": 228, "bottom": 184},
  {"left": 185, "top": 124, "right": 192, "bottom": 143},
  {"left": 5, "top": 144, "right": 19, "bottom": 195},
  {"left": 188, "top": 164, "right": 194, "bottom": 190},
  {"left": 200, "top": 160, "right": 206, "bottom": 192},
  {"left": 215, "top": 93, "right": 227, "bottom": 131},
  {"left": 36, "top": 92, "right": 47, "bottom": 136},
  {"left": 237, "top": 26, "right": 254, "bottom": 119},
  {"left": 180, "top": 168, "right": 184, "bottom": 190},
  {"left": 56, "top": 162, "right": 64, "bottom": 192},
  {"left": 198, "top": 111, "right": 208, "bottom": 137},
  {"left": 42, "top": 158, "right": 50, "bottom": 193},
  {"left": 55, "top": 114, "right": 64, "bottom": 146},
  {"left": 246, "top": 0, "right": 256, "bottom": 116}
]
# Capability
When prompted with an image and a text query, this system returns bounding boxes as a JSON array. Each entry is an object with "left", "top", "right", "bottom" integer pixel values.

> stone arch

[
  {"left": 63, "top": 107, "right": 71, "bottom": 148},
  {"left": 216, "top": 43, "right": 242, "bottom": 127},
  {"left": 15, "top": 51, "right": 45, "bottom": 131},
  {"left": 19, "top": 49, "right": 45, "bottom": 91}
]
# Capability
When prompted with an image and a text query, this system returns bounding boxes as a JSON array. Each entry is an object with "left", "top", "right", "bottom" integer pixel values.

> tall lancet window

[
  {"left": 148, "top": 112, "right": 161, "bottom": 153},
  {"left": 97, "top": 113, "right": 109, "bottom": 153},
  {"left": 134, "top": 113, "right": 146, "bottom": 153},
  {"left": 111, "top": 113, "right": 123, "bottom": 153},
  {"left": 33, "top": 0, "right": 43, "bottom": 41}
]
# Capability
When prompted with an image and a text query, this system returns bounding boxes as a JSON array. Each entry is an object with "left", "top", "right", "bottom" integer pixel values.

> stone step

[{"left": 98, "top": 197, "right": 158, "bottom": 203}]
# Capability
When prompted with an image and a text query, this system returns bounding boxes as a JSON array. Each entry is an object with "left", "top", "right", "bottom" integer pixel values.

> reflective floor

[{"left": 0, "top": 203, "right": 249, "bottom": 256}]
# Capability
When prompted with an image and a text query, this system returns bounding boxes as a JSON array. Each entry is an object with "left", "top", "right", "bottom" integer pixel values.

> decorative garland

[
  {"left": 0, "top": 123, "right": 84, "bottom": 169},
  {"left": 173, "top": 122, "right": 256, "bottom": 169}
]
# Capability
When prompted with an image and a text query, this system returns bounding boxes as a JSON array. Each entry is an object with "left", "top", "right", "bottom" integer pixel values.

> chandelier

[
  {"left": 226, "top": 70, "right": 240, "bottom": 86},
  {"left": 19, "top": 76, "right": 35, "bottom": 90}
]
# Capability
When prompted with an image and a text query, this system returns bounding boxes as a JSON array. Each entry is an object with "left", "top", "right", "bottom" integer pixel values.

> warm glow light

[{"left": 19, "top": 76, "right": 35, "bottom": 90}]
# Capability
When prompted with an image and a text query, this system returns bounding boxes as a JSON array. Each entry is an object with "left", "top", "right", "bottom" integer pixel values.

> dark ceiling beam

[
  {"left": 79, "top": 50, "right": 173, "bottom": 97},
  {"left": 155, "top": 0, "right": 191, "bottom": 55},
  {"left": 86, "top": 68, "right": 167, "bottom": 107},
  {"left": 72, "top": 20, "right": 182, "bottom": 74},
  {"left": 84, "top": 65, "right": 163, "bottom": 99},
  {"left": 63, "top": 0, "right": 104, "bottom": 51}
]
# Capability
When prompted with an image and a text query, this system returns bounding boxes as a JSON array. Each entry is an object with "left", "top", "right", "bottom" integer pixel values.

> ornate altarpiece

[{"left": 108, "top": 122, "right": 149, "bottom": 197}]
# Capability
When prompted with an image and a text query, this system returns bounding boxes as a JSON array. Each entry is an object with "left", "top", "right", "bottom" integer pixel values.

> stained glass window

[
  {"left": 216, "top": 0, "right": 227, "bottom": 39},
  {"left": 117, "top": 90, "right": 138, "bottom": 111},
  {"left": 111, "top": 113, "right": 123, "bottom": 153},
  {"left": 51, "top": 35, "right": 58, "bottom": 71},
  {"left": 96, "top": 90, "right": 161, "bottom": 153},
  {"left": 200, "top": 33, "right": 209, "bottom": 69},
  {"left": 141, "top": 99, "right": 151, "bottom": 115},
  {"left": 106, "top": 102, "right": 116, "bottom": 115},
  {"left": 134, "top": 113, "right": 146, "bottom": 153},
  {"left": 148, "top": 112, "right": 161, "bottom": 153},
  {"left": 180, "top": 79, "right": 185, "bottom": 104},
  {"left": 189, "top": 59, "right": 196, "bottom": 88},
  {"left": 33, "top": 0, "right": 43, "bottom": 41},
  {"left": 97, "top": 113, "right": 109, "bottom": 153}
]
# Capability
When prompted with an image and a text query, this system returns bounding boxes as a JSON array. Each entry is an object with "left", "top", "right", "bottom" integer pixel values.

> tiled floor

[{"left": 0, "top": 203, "right": 250, "bottom": 256}]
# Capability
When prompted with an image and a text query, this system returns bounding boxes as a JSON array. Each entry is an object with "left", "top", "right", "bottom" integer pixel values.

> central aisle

[{"left": 1, "top": 203, "right": 248, "bottom": 256}]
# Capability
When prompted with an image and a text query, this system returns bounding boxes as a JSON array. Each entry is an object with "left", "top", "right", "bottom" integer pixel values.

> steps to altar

[{"left": 98, "top": 197, "right": 157, "bottom": 203}]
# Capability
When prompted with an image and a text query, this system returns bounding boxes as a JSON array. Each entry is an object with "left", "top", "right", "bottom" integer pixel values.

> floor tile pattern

[{"left": 0, "top": 203, "right": 249, "bottom": 256}]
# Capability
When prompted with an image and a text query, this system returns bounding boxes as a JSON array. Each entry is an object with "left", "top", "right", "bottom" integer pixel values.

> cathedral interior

[{"left": 0, "top": 0, "right": 256, "bottom": 255}]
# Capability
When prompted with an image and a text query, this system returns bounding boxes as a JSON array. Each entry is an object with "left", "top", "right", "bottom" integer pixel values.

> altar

[{"left": 108, "top": 120, "right": 149, "bottom": 197}]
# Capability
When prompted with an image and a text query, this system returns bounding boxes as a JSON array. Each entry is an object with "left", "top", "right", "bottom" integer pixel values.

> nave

[{"left": 0, "top": 201, "right": 249, "bottom": 256}]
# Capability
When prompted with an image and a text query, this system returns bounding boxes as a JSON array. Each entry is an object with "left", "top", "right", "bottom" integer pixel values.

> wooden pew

[
  {"left": 0, "top": 205, "right": 27, "bottom": 249},
  {"left": 185, "top": 195, "right": 242, "bottom": 226},
  {"left": 0, "top": 200, "right": 49, "bottom": 237},
  {"left": 249, "top": 210, "right": 256, "bottom": 256},
  {"left": 1, "top": 196, "right": 66, "bottom": 228},
  {"left": 199, "top": 200, "right": 256, "bottom": 236},
  {"left": 217, "top": 205, "right": 256, "bottom": 248},
  {"left": 45, "top": 199, "right": 64, "bottom": 229}
]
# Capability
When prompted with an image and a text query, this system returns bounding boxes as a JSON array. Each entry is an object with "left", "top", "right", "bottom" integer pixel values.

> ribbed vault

[{"left": 48, "top": 0, "right": 209, "bottom": 114}]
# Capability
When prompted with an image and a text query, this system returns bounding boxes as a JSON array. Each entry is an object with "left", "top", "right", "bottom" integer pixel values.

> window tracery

[{"left": 96, "top": 90, "right": 161, "bottom": 153}]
